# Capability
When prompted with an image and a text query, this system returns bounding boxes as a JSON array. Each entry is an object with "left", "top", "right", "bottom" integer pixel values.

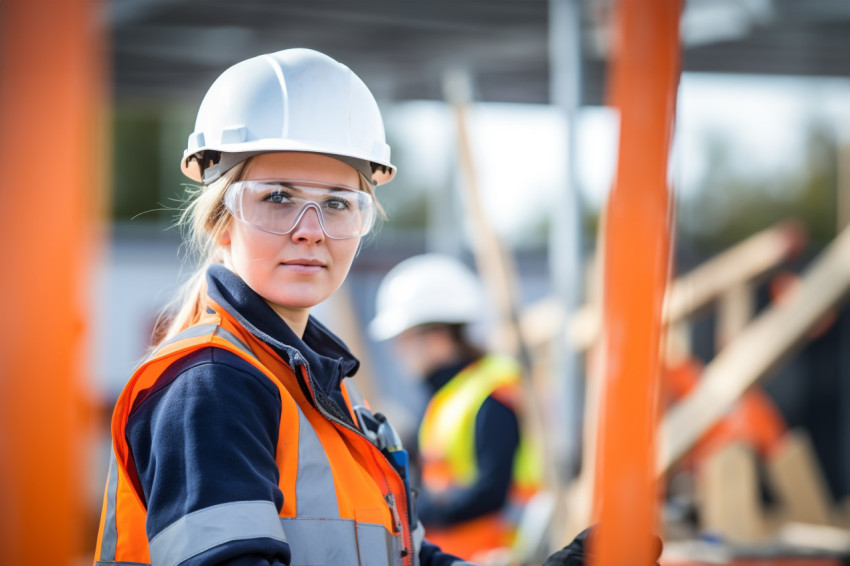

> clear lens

[{"left": 224, "top": 180, "right": 376, "bottom": 239}]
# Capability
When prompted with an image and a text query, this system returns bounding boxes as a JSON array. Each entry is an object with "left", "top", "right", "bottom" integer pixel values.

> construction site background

[{"left": 3, "top": 1, "right": 850, "bottom": 564}]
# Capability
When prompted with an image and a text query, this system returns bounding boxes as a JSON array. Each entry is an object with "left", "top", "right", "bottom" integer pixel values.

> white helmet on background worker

[
  {"left": 181, "top": 48, "right": 396, "bottom": 185},
  {"left": 369, "top": 254, "right": 486, "bottom": 341}
]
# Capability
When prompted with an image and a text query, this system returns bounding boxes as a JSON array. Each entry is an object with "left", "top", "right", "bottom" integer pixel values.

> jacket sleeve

[
  {"left": 126, "top": 347, "right": 291, "bottom": 566},
  {"left": 419, "top": 538, "right": 476, "bottom": 566},
  {"left": 416, "top": 396, "right": 520, "bottom": 526}
]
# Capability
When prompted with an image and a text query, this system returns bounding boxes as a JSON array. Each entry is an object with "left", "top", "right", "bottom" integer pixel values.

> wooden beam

[
  {"left": 442, "top": 69, "right": 562, "bottom": 523},
  {"left": 716, "top": 282, "right": 755, "bottom": 351},
  {"left": 322, "top": 284, "right": 383, "bottom": 407},
  {"left": 521, "top": 220, "right": 806, "bottom": 352},
  {"left": 698, "top": 443, "right": 773, "bottom": 544},
  {"left": 442, "top": 69, "right": 528, "bottom": 361},
  {"left": 768, "top": 430, "right": 835, "bottom": 527},
  {"left": 659, "top": 225, "right": 850, "bottom": 473},
  {"left": 664, "top": 220, "right": 804, "bottom": 324}
]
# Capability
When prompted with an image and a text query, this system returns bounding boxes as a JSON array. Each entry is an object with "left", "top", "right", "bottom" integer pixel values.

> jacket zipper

[
  {"left": 385, "top": 493, "right": 403, "bottom": 532},
  {"left": 297, "top": 365, "right": 414, "bottom": 565}
]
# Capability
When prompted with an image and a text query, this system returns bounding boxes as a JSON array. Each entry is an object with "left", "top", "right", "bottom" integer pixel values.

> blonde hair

[{"left": 153, "top": 160, "right": 383, "bottom": 346}]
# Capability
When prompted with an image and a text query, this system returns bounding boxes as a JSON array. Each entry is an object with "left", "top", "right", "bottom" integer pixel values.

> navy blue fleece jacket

[{"left": 126, "top": 265, "right": 464, "bottom": 565}]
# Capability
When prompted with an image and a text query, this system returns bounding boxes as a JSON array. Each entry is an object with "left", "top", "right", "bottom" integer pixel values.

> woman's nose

[{"left": 290, "top": 203, "right": 325, "bottom": 242}]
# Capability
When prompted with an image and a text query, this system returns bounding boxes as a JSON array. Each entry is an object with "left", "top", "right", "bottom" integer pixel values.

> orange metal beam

[
  {"left": 590, "top": 1, "right": 681, "bottom": 565},
  {"left": 0, "top": 0, "right": 104, "bottom": 562}
]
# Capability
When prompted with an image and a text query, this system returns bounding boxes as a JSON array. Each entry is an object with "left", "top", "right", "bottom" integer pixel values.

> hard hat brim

[
  {"left": 368, "top": 313, "right": 407, "bottom": 342},
  {"left": 368, "top": 311, "right": 481, "bottom": 342},
  {"left": 181, "top": 140, "right": 396, "bottom": 186}
]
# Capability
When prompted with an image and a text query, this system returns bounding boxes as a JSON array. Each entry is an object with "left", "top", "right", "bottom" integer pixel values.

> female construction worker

[
  {"left": 92, "top": 48, "right": 467, "bottom": 566},
  {"left": 92, "top": 46, "right": 635, "bottom": 566},
  {"left": 369, "top": 254, "right": 543, "bottom": 563}
]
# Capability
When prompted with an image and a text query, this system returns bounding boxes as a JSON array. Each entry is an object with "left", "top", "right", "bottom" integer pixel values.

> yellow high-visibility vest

[{"left": 419, "top": 354, "right": 541, "bottom": 497}]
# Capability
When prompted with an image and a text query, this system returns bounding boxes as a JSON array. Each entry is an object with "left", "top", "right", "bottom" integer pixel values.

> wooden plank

[
  {"left": 442, "top": 70, "right": 562, "bottom": 548},
  {"left": 322, "top": 284, "right": 382, "bottom": 407},
  {"left": 768, "top": 430, "right": 834, "bottom": 527},
  {"left": 442, "top": 69, "right": 528, "bottom": 361},
  {"left": 520, "top": 220, "right": 805, "bottom": 352},
  {"left": 697, "top": 443, "right": 771, "bottom": 543},
  {"left": 716, "top": 283, "right": 756, "bottom": 350},
  {"left": 561, "top": 223, "right": 607, "bottom": 544},
  {"left": 665, "top": 220, "right": 804, "bottom": 324},
  {"left": 778, "top": 522, "right": 850, "bottom": 554},
  {"left": 659, "top": 226, "right": 850, "bottom": 473}
]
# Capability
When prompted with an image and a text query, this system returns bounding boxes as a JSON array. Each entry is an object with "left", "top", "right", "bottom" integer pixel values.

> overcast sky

[{"left": 384, "top": 73, "right": 850, "bottom": 245}]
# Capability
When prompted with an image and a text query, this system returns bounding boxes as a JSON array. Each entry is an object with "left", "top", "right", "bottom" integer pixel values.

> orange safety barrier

[
  {"left": 590, "top": 1, "right": 682, "bottom": 566},
  {"left": 0, "top": 0, "right": 105, "bottom": 562}
]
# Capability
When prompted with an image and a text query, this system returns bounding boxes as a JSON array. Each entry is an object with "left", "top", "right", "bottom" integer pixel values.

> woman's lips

[{"left": 282, "top": 259, "right": 325, "bottom": 274}]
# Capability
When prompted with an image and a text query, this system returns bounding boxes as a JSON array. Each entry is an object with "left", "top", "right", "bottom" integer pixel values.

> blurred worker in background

[{"left": 370, "top": 254, "right": 543, "bottom": 563}]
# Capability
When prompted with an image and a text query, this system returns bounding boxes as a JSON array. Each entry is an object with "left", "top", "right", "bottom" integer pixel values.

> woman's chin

[{"left": 267, "top": 293, "right": 329, "bottom": 312}]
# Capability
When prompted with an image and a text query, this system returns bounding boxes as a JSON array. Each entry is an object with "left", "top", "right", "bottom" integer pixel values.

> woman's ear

[{"left": 218, "top": 229, "right": 231, "bottom": 246}]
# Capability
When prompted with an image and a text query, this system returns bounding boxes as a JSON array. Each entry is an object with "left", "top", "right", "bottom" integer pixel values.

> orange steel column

[
  {"left": 0, "top": 0, "right": 104, "bottom": 563},
  {"left": 590, "top": 1, "right": 681, "bottom": 566}
]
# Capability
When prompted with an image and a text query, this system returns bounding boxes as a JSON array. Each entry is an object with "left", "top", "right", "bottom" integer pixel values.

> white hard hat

[
  {"left": 369, "top": 254, "right": 486, "bottom": 341},
  {"left": 181, "top": 48, "right": 396, "bottom": 185}
]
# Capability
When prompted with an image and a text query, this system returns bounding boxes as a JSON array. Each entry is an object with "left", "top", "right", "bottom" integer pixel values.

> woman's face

[{"left": 221, "top": 152, "right": 363, "bottom": 326}]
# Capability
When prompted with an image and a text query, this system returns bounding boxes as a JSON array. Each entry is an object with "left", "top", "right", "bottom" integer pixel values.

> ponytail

[{"left": 153, "top": 164, "right": 245, "bottom": 346}]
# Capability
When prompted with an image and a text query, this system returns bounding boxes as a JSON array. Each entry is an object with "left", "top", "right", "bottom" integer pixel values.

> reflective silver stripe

[
  {"left": 162, "top": 323, "right": 219, "bottom": 346},
  {"left": 212, "top": 325, "right": 259, "bottom": 363},
  {"left": 502, "top": 497, "right": 526, "bottom": 527},
  {"left": 139, "top": 323, "right": 220, "bottom": 367},
  {"left": 99, "top": 449, "right": 120, "bottom": 561},
  {"left": 357, "top": 520, "right": 399, "bottom": 566},
  {"left": 159, "top": 323, "right": 260, "bottom": 364},
  {"left": 148, "top": 323, "right": 263, "bottom": 366},
  {"left": 281, "top": 517, "right": 399, "bottom": 566},
  {"left": 412, "top": 520, "right": 425, "bottom": 566},
  {"left": 342, "top": 377, "right": 366, "bottom": 407},
  {"left": 294, "top": 403, "right": 339, "bottom": 517},
  {"left": 149, "top": 500, "right": 287, "bottom": 566},
  {"left": 95, "top": 561, "right": 150, "bottom": 565}
]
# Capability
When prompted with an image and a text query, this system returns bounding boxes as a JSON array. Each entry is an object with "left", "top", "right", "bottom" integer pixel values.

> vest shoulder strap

[
  {"left": 111, "top": 314, "right": 278, "bottom": 502},
  {"left": 150, "top": 319, "right": 262, "bottom": 368}
]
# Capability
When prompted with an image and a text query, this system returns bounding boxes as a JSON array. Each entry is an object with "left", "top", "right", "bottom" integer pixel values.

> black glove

[
  {"left": 542, "top": 526, "right": 663, "bottom": 566},
  {"left": 542, "top": 527, "right": 592, "bottom": 566}
]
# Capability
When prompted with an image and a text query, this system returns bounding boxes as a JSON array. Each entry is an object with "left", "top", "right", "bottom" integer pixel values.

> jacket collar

[
  {"left": 424, "top": 357, "right": 480, "bottom": 394},
  {"left": 205, "top": 264, "right": 361, "bottom": 394}
]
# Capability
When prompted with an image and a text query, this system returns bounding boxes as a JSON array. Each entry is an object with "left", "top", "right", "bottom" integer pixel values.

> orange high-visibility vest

[
  {"left": 94, "top": 298, "right": 420, "bottom": 566},
  {"left": 418, "top": 356, "right": 542, "bottom": 562}
]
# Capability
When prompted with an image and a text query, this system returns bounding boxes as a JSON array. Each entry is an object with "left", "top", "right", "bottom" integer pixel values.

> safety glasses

[{"left": 224, "top": 179, "right": 377, "bottom": 239}]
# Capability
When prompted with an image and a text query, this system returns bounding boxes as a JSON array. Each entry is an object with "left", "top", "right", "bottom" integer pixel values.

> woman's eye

[
  {"left": 263, "top": 190, "right": 291, "bottom": 204},
  {"left": 324, "top": 196, "right": 352, "bottom": 211}
]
